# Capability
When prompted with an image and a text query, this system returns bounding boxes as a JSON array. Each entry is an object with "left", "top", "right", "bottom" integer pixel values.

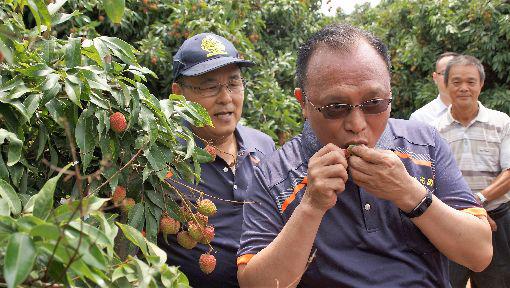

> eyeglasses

[
  {"left": 179, "top": 78, "right": 246, "bottom": 97},
  {"left": 303, "top": 91, "right": 392, "bottom": 119}
]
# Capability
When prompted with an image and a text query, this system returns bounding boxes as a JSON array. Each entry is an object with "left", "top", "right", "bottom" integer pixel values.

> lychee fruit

[
  {"left": 204, "top": 145, "right": 216, "bottom": 160},
  {"left": 194, "top": 213, "right": 208, "bottom": 226},
  {"left": 177, "top": 231, "right": 197, "bottom": 249},
  {"left": 151, "top": 55, "right": 158, "bottom": 65},
  {"left": 110, "top": 112, "right": 127, "bottom": 133},
  {"left": 179, "top": 206, "right": 193, "bottom": 221},
  {"left": 188, "top": 221, "right": 204, "bottom": 242},
  {"left": 112, "top": 186, "right": 126, "bottom": 205},
  {"left": 120, "top": 198, "right": 135, "bottom": 214},
  {"left": 199, "top": 253, "right": 216, "bottom": 274},
  {"left": 198, "top": 225, "right": 215, "bottom": 245},
  {"left": 197, "top": 199, "right": 216, "bottom": 216},
  {"left": 160, "top": 216, "right": 180, "bottom": 235}
]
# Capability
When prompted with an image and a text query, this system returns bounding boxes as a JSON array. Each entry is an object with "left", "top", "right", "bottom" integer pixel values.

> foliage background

[
  {"left": 67, "top": 0, "right": 509, "bottom": 139},
  {"left": 0, "top": 0, "right": 509, "bottom": 287}
]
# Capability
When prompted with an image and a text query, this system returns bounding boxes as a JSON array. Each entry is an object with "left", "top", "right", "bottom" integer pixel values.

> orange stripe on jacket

[
  {"left": 393, "top": 151, "right": 432, "bottom": 167},
  {"left": 461, "top": 207, "right": 487, "bottom": 218},
  {"left": 281, "top": 176, "right": 308, "bottom": 213},
  {"left": 237, "top": 254, "right": 255, "bottom": 265}
]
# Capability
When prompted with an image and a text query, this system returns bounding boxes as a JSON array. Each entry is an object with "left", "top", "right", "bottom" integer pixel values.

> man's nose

[
  {"left": 216, "top": 84, "right": 234, "bottom": 103},
  {"left": 343, "top": 108, "right": 367, "bottom": 134}
]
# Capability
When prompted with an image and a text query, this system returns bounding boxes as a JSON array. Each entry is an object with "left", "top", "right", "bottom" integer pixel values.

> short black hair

[
  {"left": 444, "top": 55, "right": 485, "bottom": 86},
  {"left": 296, "top": 23, "right": 391, "bottom": 93}
]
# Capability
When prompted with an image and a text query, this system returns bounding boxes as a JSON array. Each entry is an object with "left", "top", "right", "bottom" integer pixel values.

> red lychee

[
  {"left": 199, "top": 253, "right": 216, "bottom": 274},
  {"left": 110, "top": 112, "right": 127, "bottom": 133},
  {"left": 198, "top": 225, "right": 215, "bottom": 245},
  {"left": 204, "top": 145, "right": 217, "bottom": 160},
  {"left": 160, "top": 216, "right": 180, "bottom": 235},
  {"left": 112, "top": 186, "right": 126, "bottom": 205}
]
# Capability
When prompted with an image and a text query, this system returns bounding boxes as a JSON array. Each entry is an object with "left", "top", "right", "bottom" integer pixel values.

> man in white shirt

[
  {"left": 409, "top": 52, "right": 458, "bottom": 123},
  {"left": 434, "top": 54, "right": 510, "bottom": 288}
]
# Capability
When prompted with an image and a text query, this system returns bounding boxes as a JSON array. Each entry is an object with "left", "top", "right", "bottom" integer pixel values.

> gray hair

[
  {"left": 296, "top": 23, "right": 391, "bottom": 95},
  {"left": 444, "top": 55, "right": 485, "bottom": 85}
]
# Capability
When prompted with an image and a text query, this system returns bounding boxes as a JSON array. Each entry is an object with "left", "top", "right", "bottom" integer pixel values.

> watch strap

[{"left": 401, "top": 190, "right": 433, "bottom": 218}]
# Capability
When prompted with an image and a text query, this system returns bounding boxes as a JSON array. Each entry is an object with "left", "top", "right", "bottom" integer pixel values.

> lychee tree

[{"left": 0, "top": 0, "right": 218, "bottom": 286}]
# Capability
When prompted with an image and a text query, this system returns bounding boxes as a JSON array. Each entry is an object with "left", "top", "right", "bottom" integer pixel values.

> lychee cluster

[{"left": 158, "top": 198, "right": 218, "bottom": 274}]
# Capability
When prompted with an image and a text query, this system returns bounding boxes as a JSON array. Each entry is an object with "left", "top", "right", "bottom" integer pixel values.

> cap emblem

[{"left": 201, "top": 35, "right": 228, "bottom": 58}]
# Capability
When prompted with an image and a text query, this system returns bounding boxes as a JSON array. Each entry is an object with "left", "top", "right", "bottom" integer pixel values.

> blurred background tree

[{"left": 339, "top": 0, "right": 510, "bottom": 118}]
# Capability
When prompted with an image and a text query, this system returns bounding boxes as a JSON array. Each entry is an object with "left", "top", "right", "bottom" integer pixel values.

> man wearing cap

[
  {"left": 158, "top": 33, "right": 275, "bottom": 287},
  {"left": 236, "top": 24, "right": 492, "bottom": 287}
]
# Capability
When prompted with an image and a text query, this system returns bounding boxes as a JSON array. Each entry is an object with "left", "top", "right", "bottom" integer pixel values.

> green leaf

[
  {"left": 139, "top": 105, "right": 158, "bottom": 142},
  {"left": 27, "top": 0, "right": 52, "bottom": 31},
  {"left": 117, "top": 222, "right": 148, "bottom": 257},
  {"left": 65, "top": 37, "right": 81, "bottom": 68},
  {"left": 68, "top": 220, "right": 112, "bottom": 247},
  {"left": 0, "top": 154, "right": 9, "bottom": 181},
  {"left": 103, "top": 0, "right": 126, "bottom": 24},
  {"left": 93, "top": 37, "right": 112, "bottom": 71},
  {"left": 127, "top": 202, "right": 144, "bottom": 231},
  {"left": 75, "top": 108, "right": 97, "bottom": 170},
  {"left": 144, "top": 202, "right": 158, "bottom": 243},
  {"left": 98, "top": 36, "right": 136, "bottom": 64},
  {"left": 0, "top": 129, "right": 22, "bottom": 166},
  {"left": 64, "top": 75, "right": 82, "bottom": 107},
  {"left": 23, "top": 93, "right": 42, "bottom": 120},
  {"left": 0, "top": 198, "right": 10, "bottom": 216},
  {"left": 145, "top": 144, "right": 173, "bottom": 180},
  {"left": 35, "top": 124, "right": 48, "bottom": 160},
  {"left": 4, "top": 233, "right": 36, "bottom": 288},
  {"left": 0, "top": 179, "right": 21, "bottom": 215},
  {"left": 33, "top": 163, "right": 72, "bottom": 220},
  {"left": 30, "top": 223, "right": 60, "bottom": 240}
]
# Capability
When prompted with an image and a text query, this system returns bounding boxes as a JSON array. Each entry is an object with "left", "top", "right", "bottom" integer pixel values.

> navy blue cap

[{"left": 172, "top": 33, "right": 254, "bottom": 82}]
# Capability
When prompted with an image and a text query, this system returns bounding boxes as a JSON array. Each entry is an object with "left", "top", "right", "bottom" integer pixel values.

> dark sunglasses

[{"left": 303, "top": 91, "right": 392, "bottom": 119}]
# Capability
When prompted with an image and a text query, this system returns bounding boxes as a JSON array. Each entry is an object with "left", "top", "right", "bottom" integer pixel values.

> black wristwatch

[{"left": 401, "top": 190, "right": 433, "bottom": 218}]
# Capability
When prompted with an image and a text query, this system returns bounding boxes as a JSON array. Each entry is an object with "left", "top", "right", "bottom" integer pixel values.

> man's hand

[
  {"left": 348, "top": 145, "right": 426, "bottom": 212},
  {"left": 302, "top": 143, "right": 349, "bottom": 213}
]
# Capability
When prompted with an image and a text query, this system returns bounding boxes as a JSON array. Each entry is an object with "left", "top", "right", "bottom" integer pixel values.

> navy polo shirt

[
  {"left": 158, "top": 124, "right": 275, "bottom": 288},
  {"left": 238, "top": 119, "right": 481, "bottom": 287}
]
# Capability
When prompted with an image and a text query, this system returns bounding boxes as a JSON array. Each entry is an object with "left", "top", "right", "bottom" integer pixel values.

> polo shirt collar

[
  {"left": 301, "top": 120, "right": 325, "bottom": 161},
  {"left": 446, "top": 101, "right": 489, "bottom": 125}
]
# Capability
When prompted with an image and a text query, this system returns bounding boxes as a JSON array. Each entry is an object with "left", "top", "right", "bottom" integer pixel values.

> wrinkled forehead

[{"left": 305, "top": 43, "right": 391, "bottom": 94}]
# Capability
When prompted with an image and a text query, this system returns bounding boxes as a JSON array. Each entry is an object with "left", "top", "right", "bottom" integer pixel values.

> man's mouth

[
  {"left": 214, "top": 111, "right": 234, "bottom": 120},
  {"left": 343, "top": 140, "right": 368, "bottom": 149}
]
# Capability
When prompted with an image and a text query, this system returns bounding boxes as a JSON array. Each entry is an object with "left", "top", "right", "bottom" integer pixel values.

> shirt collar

[
  {"left": 446, "top": 101, "right": 488, "bottom": 125},
  {"left": 301, "top": 120, "right": 324, "bottom": 161}
]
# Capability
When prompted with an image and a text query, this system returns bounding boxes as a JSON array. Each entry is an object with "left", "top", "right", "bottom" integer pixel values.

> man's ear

[
  {"left": 294, "top": 88, "right": 307, "bottom": 119},
  {"left": 172, "top": 82, "right": 182, "bottom": 95}
]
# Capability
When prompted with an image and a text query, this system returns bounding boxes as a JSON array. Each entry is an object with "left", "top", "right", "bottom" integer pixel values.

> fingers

[
  {"left": 350, "top": 145, "right": 395, "bottom": 165},
  {"left": 312, "top": 164, "right": 349, "bottom": 183},
  {"left": 310, "top": 143, "right": 348, "bottom": 168}
]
